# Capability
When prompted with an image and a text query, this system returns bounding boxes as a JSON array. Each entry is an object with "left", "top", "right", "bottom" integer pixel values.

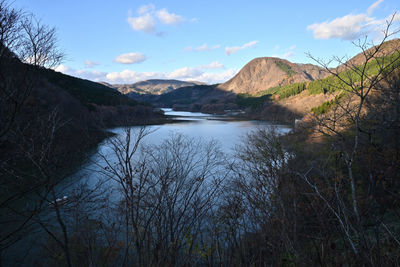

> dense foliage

[
  {"left": 236, "top": 93, "right": 271, "bottom": 108},
  {"left": 275, "top": 60, "right": 296, "bottom": 76},
  {"left": 308, "top": 51, "right": 400, "bottom": 95},
  {"left": 257, "top": 82, "right": 306, "bottom": 99},
  {"left": 154, "top": 84, "right": 215, "bottom": 106},
  {"left": 276, "top": 82, "right": 306, "bottom": 98},
  {"left": 41, "top": 68, "right": 137, "bottom": 109},
  {"left": 310, "top": 92, "right": 346, "bottom": 115}
]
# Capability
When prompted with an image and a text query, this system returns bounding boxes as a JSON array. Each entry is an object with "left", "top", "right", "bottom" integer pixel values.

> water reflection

[
  {"left": 120, "top": 108, "right": 292, "bottom": 153},
  {"left": 71, "top": 109, "right": 291, "bottom": 193}
]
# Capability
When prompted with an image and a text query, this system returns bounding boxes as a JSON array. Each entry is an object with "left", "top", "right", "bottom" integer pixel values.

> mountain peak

[{"left": 218, "top": 57, "right": 326, "bottom": 94}]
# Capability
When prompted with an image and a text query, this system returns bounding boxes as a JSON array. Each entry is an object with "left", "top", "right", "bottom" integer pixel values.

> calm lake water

[
  {"left": 68, "top": 109, "right": 291, "bottom": 191},
  {"left": 121, "top": 108, "right": 290, "bottom": 152}
]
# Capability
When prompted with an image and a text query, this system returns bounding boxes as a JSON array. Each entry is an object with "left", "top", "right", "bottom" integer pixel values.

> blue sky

[{"left": 14, "top": 0, "right": 400, "bottom": 84}]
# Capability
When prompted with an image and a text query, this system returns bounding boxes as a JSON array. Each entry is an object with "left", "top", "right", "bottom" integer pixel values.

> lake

[
  {"left": 116, "top": 108, "right": 290, "bottom": 152},
  {"left": 66, "top": 109, "right": 291, "bottom": 194}
]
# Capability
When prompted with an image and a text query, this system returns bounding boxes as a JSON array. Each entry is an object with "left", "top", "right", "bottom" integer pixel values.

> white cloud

[
  {"left": 55, "top": 62, "right": 236, "bottom": 85},
  {"left": 156, "top": 8, "right": 185, "bottom": 25},
  {"left": 138, "top": 4, "right": 155, "bottom": 15},
  {"left": 104, "top": 67, "right": 237, "bottom": 84},
  {"left": 185, "top": 43, "right": 221, "bottom": 52},
  {"left": 393, "top": 13, "right": 400, "bottom": 22},
  {"left": 127, "top": 13, "right": 156, "bottom": 33},
  {"left": 282, "top": 51, "right": 295, "bottom": 59},
  {"left": 367, "top": 0, "right": 384, "bottom": 15},
  {"left": 166, "top": 67, "right": 203, "bottom": 79},
  {"left": 106, "top": 70, "right": 162, "bottom": 83},
  {"left": 193, "top": 43, "right": 210, "bottom": 51},
  {"left": 274, "top": 45, "right": 296, "bottom": 59},
  {"left": 127, "top": 5, "right": 188, "bottom": 34},
  {"left": 199, "top": 61, "right": 224, "bottom": 69},
  {"left": 84, "top": 60, "right": 100, "bottom": 68},
  {"left": 243, "top": 41, "right": 259, "bottom": 48},
  {"left": 225, "top": 46, "right": 242, "bottom": 55},
  {"left": 114, "top": 52, "right": 147, "bottom": 64},
  {"left": 75, "top": 70, "right": 108, "bottom": 81},
  {"left": 225, "top": 40, "right": 259, "bottom": 55},
  {"left": 55, "top": 64, "right": 107, "bottom": 81},
  {"left": 55, "top": 64, "right": 70, "bottom": 73},
  {"left": 307, "top": 1, "right": 395, "bottom": 40},
  {"left": 307, "top": 14, "right": 376, "bottom": 40},
  {"left": 164, "top": 67, "right": 237, "bottom": 84},
  {"left": 195, "top": 69, "right": 238, "bottom": 84}
]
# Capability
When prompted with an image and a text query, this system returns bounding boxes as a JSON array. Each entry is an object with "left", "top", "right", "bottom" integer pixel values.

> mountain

[
  {"left": 234, "top": 39, "right": 400, "bottom": 122},
  {"left": 112, "top": 79, "right": 205, "bottom": 95},
  {"left": 135, "top": 58, "right": 329, "bottom": 115},
  {"left": 218, "top": 57, "right": 327, "bottom": 94},
  {"left": 1, "top": 51, "right": 166, "bottom": 168},
  {"left": 337, "top": 38, "right": 400, "bottom": 72},
  {"left": 42, "top": 69, "right": 136, "bottom": 108}
]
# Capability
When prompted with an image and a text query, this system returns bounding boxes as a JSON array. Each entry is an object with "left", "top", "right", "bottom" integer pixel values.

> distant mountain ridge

[
  {"left": 218, "top": 57, "right": 327, "bottom": 94},
  {"left": 111, "top": 79, "right": 205, "bottom": 95}
]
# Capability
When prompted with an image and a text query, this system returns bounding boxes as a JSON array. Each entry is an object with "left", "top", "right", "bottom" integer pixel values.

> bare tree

[
  {"left": 0, "top": 107, "right": 75, "bottom": 266},
  {"left": 0, "top": 0, "right": 64, "bottom": 264},
  {"left": 98, "top": 128, "right": 226, "bottom": 266},
  {"left": 0, "top": 0, "right": 63, "bottom": 141},
  {"left": 301, "top": 15, "right": 400, "bottom": 265},
  {"left": 0, "top": 0, "right": 21, "bottom": 56},
  {"left": 216, "top": 127, "right": 303, "bottom": 265},
  {"left": 19, "top": 15, "right": 63, "bottom": 68}
]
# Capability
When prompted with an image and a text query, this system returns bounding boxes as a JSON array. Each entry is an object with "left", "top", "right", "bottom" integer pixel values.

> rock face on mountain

[
  {"left": 218, "top": 57, "right": 327, "bottom": 94},
  {"left": 113, "top": 79, "right": 204, "bottom": 95}
]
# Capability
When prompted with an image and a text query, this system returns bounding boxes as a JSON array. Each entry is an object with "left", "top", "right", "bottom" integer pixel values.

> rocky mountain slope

[
  {"left": 112, "top": 79, "right": 204, "bottom": 95},
  {"left": 218, "top": 57, "right": 327, "bottom": 94}
]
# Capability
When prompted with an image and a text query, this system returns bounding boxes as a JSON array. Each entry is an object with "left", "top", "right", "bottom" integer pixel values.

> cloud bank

[{"left": 55, "top": 62, "right": 237, "bottom": 85}]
